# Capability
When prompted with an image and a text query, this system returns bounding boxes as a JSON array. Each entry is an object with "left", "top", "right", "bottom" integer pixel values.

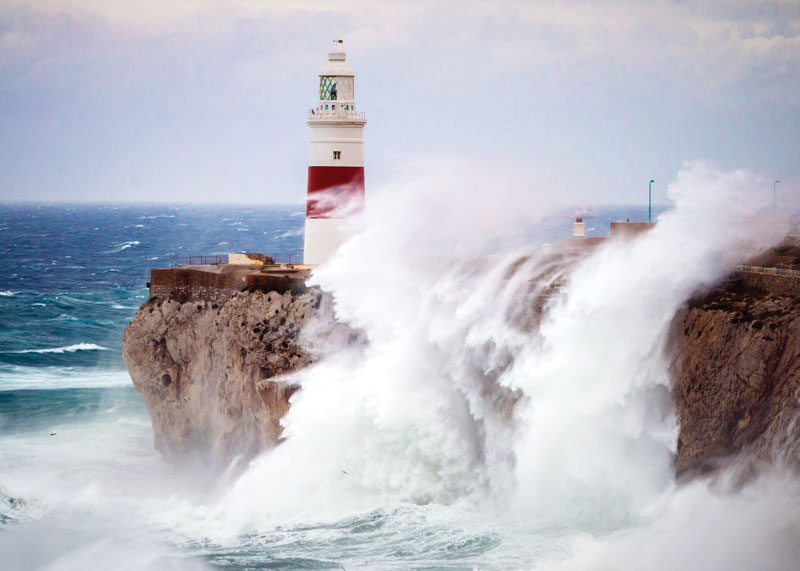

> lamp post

[
  {"left": 649, "top": 179, "right": 655, "bottom": 223},
  {"left": 774, "top": 180, "right": 780, "bottom": 218}
]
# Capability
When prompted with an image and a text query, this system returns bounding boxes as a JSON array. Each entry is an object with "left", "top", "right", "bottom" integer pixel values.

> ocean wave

[
  {"left": 0, "top": 366, "right": 130, "bottom": 390},
  {"left": 277, "top": 228, "right": 304, "bottom": 239},
  {"left": 108, "top": 241, "right": 140, "bottom": 253},
  {"left": 12, "top": 343, "right": 109, "bottom": 355},
  {"left": 51, "top": 295, "right": 108, "bottom": 308},
  {"left": 0, "top": 291, "right": 15, "bottom": 297}
]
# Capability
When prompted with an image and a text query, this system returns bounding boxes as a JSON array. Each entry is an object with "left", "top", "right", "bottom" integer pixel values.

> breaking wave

[
  {"left": 108, "top": 240, "right": 140, "bottom": 252},
  {"left": 10, "top": 343, "right": 109, "bottom": 355},
  {"left": 215, "top": 161, "right": 800, "bottom": 569}
]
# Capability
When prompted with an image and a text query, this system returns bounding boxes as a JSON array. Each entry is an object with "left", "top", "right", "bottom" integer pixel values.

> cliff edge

[
  {"left": 669, "top": 280, "right": 800, "bottom": 477},
  {"left": 124, "top": 263, "right": 800, "bottom": 479},
  {"left": 123, "top": 288, "right": 360, "bottom": 465}
]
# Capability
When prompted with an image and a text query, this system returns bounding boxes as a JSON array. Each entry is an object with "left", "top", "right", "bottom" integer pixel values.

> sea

[{"left": 0, "top": 190, "right": 798, "bottom": 570}]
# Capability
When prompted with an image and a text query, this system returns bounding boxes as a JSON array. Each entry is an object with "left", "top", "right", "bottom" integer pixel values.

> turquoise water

[{"left": 0, "top": 204, "right": 307, "bottom": 568}]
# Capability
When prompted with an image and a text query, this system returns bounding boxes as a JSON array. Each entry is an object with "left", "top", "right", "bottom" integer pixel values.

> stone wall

[
  {"left": 149, "top": 267, "right": 306, "bottom": 304},
  {"left": 150, "top": 268, "right": 248, "bottom": 304},
  {"left": 735, "top": 270, "right": 800, "bottom": 298},
  {"left": 149, "top": 284, "right": 240, "bottom": 306}
]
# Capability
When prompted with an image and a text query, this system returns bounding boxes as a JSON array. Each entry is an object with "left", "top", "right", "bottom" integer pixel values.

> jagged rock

[
  {"left": 122, "top": 288, "right": 362, "bottom": 465},
  {"left": 669, "top": 288, "right": 800, "bottom": 477}
]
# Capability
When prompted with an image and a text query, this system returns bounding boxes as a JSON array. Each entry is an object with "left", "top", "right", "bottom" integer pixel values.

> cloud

[
  {"left": 4, "top": 0, "right": 798, "bottom": 96},
  {"left": 0, "top": 0, "right": 797, "bottom": 203}
]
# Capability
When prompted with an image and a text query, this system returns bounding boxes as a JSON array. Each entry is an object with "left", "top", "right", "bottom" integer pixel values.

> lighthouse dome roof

[{"left": 321, "top": 41, "right": 354, "bottom": 77}]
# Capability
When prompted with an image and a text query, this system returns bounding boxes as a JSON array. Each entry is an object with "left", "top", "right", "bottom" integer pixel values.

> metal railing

[
  {"left": 171, "top": 255, "right": 226, "bottom": 266},
  {"left": 170, "top": 253, "right": 302, "bottom": 266},
  {"left": 267, "top": 253, "right": 300, "bottom": 265},
  {"left": 737, "top": 265, "right": 800, "bottom": 279},
  {"left": 308, "top": 109, "right": 366, "bottom": 120}
]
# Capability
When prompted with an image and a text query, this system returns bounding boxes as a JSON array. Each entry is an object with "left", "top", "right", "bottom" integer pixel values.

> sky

[{"left": 0, "top": 0, "right": 798, "bottom": 206}]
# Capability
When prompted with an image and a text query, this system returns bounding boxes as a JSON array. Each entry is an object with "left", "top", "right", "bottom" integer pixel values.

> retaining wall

[
  {"left": 149, "top": 267, "right": 306, "bottom": 303},
  {"left": 735, "top": 270, "right": 800, "bottom": 297}
]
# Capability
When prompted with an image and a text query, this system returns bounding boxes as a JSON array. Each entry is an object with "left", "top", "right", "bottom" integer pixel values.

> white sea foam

[
  {"left": 0, "top": 290, "right": 16, "bottom": 297},
  {"left": 13, "top": 343, "right": 109, "bottom": 354},
  {"left": 0, "top": 380, "right": 207, "bottom": 570}
]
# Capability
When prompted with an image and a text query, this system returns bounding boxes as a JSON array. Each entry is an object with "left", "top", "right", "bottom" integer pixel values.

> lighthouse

[{"left": 303, "top": 40, "right": 367, "bottom": 266}]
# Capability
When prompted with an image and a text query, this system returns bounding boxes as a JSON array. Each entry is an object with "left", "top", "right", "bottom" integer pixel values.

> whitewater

[{"left": 2, "top": 163, "right": 800, "bottom": 569}]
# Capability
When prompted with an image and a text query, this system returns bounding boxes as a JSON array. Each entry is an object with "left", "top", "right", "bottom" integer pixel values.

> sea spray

[
  {"left": 220, "top": 161, "right": 778, "bottom": 537},
  {"left": 539, "top": 467, "right": 800, "bottom": 571},
  {"left": 507, "top": 162, "right": 777, "bottom": 529},
  {"left": 217, "top": 165, "right": 791, "bottom": 569},
  {"left": 218, "top": 160, "right": 551, "bottom": 522}
]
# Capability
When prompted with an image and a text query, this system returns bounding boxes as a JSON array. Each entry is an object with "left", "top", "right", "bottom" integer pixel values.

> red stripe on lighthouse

[{"left": 306, "top": 166, "right": 365, "bottom": 219}]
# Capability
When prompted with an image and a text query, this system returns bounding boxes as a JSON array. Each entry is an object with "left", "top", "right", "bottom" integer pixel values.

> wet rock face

[
  {"left": 669, "top": 288, "right": 800, "bottom": 477},
  {"left": 123, "top": 288, "right": 361, "bottom": 465}
]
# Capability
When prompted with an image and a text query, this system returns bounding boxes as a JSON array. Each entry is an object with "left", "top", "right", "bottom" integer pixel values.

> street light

[
  {"left": 774, "top": 180, "right": 780, "bottom": 217},
  {"left": 649, "top": 179, "right": 655, "bottom": 223}
]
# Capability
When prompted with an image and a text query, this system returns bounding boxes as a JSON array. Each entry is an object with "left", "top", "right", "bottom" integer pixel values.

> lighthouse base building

[{"left": 303, "top": 41, "right": 366, "bottom": 266}]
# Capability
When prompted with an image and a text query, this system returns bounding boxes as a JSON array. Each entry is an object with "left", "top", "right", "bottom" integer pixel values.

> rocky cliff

[
  {"left": 122, "top": 288, "right": 361, "bottom": 466},
  {"left": 124, "top": 266, "right": 800, "bottom": 479},
  {"left": 669, "top": 279, "right": 800, "bottom": 477}
]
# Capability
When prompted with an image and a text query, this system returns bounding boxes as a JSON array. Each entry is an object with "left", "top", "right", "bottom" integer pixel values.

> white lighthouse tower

[{"left": 303, "top": 40, "right": 367, "bottom": 266}]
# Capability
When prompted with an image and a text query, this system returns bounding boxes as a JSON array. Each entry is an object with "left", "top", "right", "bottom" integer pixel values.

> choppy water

[{"left": 1, "top": 179, "right": 799, "bottom": 571}]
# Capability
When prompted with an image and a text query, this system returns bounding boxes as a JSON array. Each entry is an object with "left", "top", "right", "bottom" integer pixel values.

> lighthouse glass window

[{"left": 320, "top": 76, "right": 337, "bottom": 100}]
